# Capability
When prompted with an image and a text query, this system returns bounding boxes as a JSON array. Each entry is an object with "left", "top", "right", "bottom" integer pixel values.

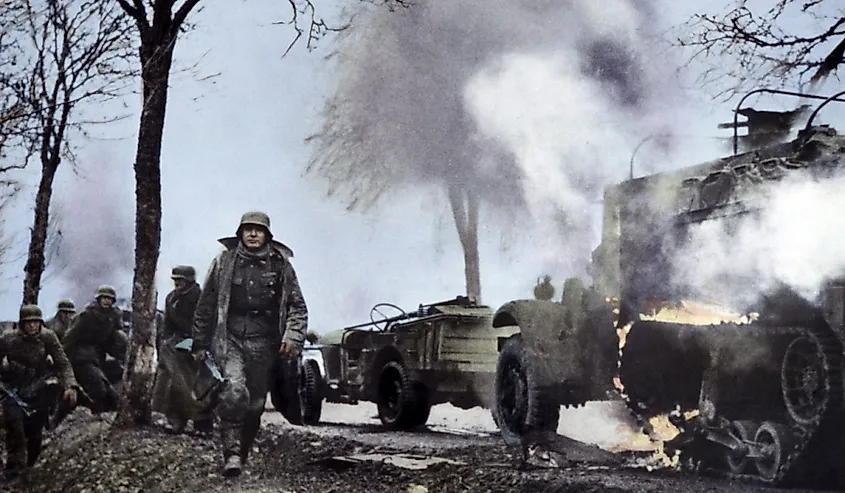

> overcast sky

[{"left": 0, "top": 0, "right": 843, "bottom": 331}]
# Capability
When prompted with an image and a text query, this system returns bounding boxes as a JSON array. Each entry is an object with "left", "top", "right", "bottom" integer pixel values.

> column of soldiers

[{"left": 0, "top": 211, "right": 308, "bottom": 480}]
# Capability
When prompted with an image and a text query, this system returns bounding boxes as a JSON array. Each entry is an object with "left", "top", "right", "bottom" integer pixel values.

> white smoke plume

[
  {"left": 309, "top": 0, "right": 685, "bottom": 278},
  {"left": 671, "top": 164, "right": 845, "bottom": 310}
]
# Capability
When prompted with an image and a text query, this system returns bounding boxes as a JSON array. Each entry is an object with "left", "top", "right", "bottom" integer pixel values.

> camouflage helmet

[
  {"left": 236, "top": 211, "right": 273, "bottom": 239},
  {"left": 19, "top": 304, "right": 43, "bottom": 323},
  {"left": 95, "top": 285, "right": 117, "bottom": 300},
  {"left": 57, "top": 299, "right": 76, "bottom": 312}
]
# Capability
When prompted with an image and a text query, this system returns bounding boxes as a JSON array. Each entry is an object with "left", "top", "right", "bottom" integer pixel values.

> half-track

[{"left": 492, "top": 96, "right": 845, "bottom": 487}]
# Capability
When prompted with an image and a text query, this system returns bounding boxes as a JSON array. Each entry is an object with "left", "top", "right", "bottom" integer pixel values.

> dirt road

[{"left": 3, "top": 401, "right": 840, "bottom": 493}]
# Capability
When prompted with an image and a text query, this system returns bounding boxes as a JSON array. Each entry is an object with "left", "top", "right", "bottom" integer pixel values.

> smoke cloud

[
  {"left": 309, "top": 0, "right": 684, "bottom": 277},
  {"left": 51, "top": 158, "right": 134, "bottom": 310},
  {"left": 671, "top": 159, "right": 845, "bottom": 310}
]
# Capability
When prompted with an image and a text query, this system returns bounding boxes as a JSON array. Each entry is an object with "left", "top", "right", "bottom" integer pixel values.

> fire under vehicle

[{"left": 491, "top": 90, "right": 845, "bottom": 487}]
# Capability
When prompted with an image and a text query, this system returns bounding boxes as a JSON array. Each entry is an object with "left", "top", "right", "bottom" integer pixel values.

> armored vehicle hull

[{"left": 494, "top": 121, "right": 845, "bottom": 487}]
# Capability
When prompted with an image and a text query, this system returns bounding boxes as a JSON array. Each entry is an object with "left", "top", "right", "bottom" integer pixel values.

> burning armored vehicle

[
  {"left": 274, "top": 296, "right": 518, "bottom": 429},
  {"left": 491, "top": 95, "right": 845, "bottom": 487}
]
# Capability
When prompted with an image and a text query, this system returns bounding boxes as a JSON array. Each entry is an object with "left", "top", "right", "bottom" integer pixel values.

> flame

[{"left": 639, "top": 300, "right": 758, "bottom": 326}]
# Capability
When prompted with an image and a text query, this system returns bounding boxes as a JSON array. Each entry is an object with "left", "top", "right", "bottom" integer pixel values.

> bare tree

[
  {"left": 2, "top": 1, "right": 136, "bottom": 306},
  {"left": 448, "top": 186, "right": 481, "bottom": 302},
  {"left": 113, "top": 0, "right": 202, "bottom": 427},
  {"left": 680, "top": 1, "right": 845, "bottom": 98},
  {"left": 113, "top": 0, "right": 338, "bottom": 427}
]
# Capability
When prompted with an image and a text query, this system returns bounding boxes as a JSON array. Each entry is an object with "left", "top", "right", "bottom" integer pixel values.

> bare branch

[{"left": 678, "top": 1, "right": 845, "bottom": 95}]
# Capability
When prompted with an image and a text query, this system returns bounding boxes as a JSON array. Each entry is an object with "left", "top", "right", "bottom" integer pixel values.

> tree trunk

[
  {"left": 22, "top": 162, "right": 59, "bottom": 304},
  {"left": 448, "top": 185, "right": 481, "bottom": 303},
  {"left": 115, "top": 36, "right": 175, "bottom": 428}
]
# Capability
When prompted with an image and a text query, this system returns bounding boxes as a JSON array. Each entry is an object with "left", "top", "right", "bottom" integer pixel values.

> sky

[{"left": 0, "top": 0, "right": 843, "bottom": 331}]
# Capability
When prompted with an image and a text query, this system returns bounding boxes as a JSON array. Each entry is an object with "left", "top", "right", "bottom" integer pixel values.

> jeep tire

[
  {"left": 376, "top": 361, "right": 426, "bottom": 430},
  {"left": 493, "top": 336, "right": 560, "bottom": 446}
]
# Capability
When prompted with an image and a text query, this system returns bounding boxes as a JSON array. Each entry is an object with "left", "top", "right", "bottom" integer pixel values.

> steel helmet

[
  {"left": 236, "top": 211, "right": 273, "bottom": 238},
  {"left": 19, "top": 304, "right": 43, "bottom": 323},
  {"left": 57, "top": 299, "right": 76, "bottom": 312},
  {"left": 171, "top": 265, "right": 196, "bottom": 282},
  {"left": 95, "top": 285, "right": 117, "bottom": 300}
]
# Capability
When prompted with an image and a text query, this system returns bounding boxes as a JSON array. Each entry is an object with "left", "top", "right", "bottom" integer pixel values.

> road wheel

[
  {"left": 493, "top": 336, "right": 559, "bottom": 446},
  {"left": 301, "top": 359, "right": 324, "bottom": 425},
  {"left": 377, "top": 361, "right": 422, "bottom": 430},
  {"left": 724, "top": 420, "right": 758, "bottom": 474}
]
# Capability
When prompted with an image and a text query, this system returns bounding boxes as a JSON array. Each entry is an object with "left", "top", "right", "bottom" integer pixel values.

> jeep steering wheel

[{"left": 369, "top": 303, "right": 406, "bottom": 332}]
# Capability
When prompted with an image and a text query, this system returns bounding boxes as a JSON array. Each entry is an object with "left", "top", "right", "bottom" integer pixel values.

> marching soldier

[
  {"left": 0, "top": 305, "right": 78, "bottom": 479},
  {"left": 46, "top": 299, "right": 76, "bottom": 341},
  {"left": 193, "top": 211, "right": 308, "bottom": 477},
  {"left": 62, "top": 285, "right": 126, "bottom": 413},
  {"left": 158, "top": 265, "right": 213, "bottom": 435}
]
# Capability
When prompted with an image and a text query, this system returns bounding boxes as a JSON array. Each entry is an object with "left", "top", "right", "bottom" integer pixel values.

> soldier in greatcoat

[{"left": 192, "top": 211, "right": 308, "bottom": 477}]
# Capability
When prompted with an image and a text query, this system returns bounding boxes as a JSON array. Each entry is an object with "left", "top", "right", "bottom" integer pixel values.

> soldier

[
  {"left": 62, "top": 285, "right": 127, "bottom": 413},
  {"left": 45, "top": 299, "right": 76, "bottom": 341},
  {"left": 534, "top": 275, "right": 556, "bottom": 301},
  {"left": 0, "top": 305, "right": 78, "bottom": 479},
  {"left": 158, "top": 265, "right": 213, "bottom": 435},
  {"left": 192, "top": 211, "right": 308, "bottom": 477}
]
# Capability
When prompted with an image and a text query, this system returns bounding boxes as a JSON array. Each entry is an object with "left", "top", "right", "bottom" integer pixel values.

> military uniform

[
  {"left": 0, "top": 305, "right": 78, "bottom": 478},
  {"left": 62, "top": 285, "right": 127, "bottom": 413},
  {"left": 45, "top": 299, "right": 76, "bottom": 341},
  {"left": 157, "top": 265, "right": 211, "bottom": 434},
  {"left": 193, "top": 211, "right": 308, "bottom": 477}
]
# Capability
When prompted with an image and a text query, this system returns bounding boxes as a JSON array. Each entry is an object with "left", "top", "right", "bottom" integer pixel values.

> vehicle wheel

[
  {"left": 493, "top": 336, "right": 559, "bottom": 447},
  {"left": 754, "top": 421, "right": 797, "bottom": 482},
  {"left": 271, "top": 357, "right": 304, "bottom": 425},
  {"left": 377, "top": 361, "right": 422, "bottom": 430},
  {"left": 407, "top": 383, "right": 431, "bottom": 428},
  {"left": 724, "top": 420, "right": 758, "bottom": 474},
  {"left": 301, "top": 359, "right": 324, "bottom": 425}
]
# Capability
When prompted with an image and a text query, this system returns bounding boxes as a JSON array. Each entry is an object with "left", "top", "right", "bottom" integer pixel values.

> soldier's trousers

[
  {"left": 217, "top": 334, "right": 277, "bottom": 461},
  {"left": 158, "top": 337, "right": 213, "bottom": 423},
  {"left": 73, "top": 363, "right": 118, "bottom": 413},
  {"left": 3, "top": 401, "right": 47, "bottom": 472}
]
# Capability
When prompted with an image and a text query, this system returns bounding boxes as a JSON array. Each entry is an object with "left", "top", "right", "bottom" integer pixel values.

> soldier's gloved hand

[
  {"left": 192, "top": 349, "right": 207, "bottom": 362},
  {"left": 63, "top": 387, "right": 77, "bottom": 406},
  {"left": 279, "top": 341, "right": 301, "bottom": 358}
]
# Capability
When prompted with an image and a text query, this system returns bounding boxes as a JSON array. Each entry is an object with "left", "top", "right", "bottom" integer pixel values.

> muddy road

[{"left": 2, "top": 401, "right": 840, "bottom": 493}]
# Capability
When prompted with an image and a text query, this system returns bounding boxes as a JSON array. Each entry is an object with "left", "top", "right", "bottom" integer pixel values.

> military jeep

[{"left": 304, "top": 296, "right": 519, "bottom": 430}]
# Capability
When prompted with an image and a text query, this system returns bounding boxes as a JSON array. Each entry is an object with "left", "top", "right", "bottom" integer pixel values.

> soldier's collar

[{"left": 217, "top": 236, "right": 294, "bottom": 259}]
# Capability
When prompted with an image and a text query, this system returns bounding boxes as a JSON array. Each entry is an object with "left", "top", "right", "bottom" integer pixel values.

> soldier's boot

[
  {"left": 221, "top": 426, "right": 242, "bottom": 477},
  {"left": 26, "top": 422, "right": 44, "bottom": 467},
  {"left": 193, "top": 417, "right": 214, "bottom": 438},
  {"left": 239, "top": 415, "right": 261, "bottom": 464},
  {"left": 4, "top": 412, "right": 26, "bottom": 480},
  {"left": 164, "top": 417, "right": 187, "bottom": 435},
  {"left": 223, "top": 455, "right": 242, "bottom": 478}
]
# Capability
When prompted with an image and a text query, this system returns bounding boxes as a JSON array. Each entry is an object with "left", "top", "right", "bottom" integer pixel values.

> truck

[{"left": 490, "top": 93, "right": 845, "bottom": 487}]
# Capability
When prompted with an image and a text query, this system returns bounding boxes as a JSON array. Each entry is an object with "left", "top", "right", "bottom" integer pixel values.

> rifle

[
  {"left": 0, "top": 380, "right": 34, "bottom": 417},
  {"left": 174, "top": 338, "right": 226, "bottom": 401}
]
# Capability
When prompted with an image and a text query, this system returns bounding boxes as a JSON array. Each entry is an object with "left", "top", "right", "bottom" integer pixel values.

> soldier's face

[
  {"left": 98, "top": 296, "right": 114, "bottom": 308},
  {"left": 173, "top": 278, "right": 186, "bottom": 289},
  {"left": 58, "top": 311, "right": 71, "bottom": 321},
  {"left": 21, "top": 320, "right": 40, "bottom": 335},
  {"left": 241, "top": 225, "right": 268, "bottom": 249}
]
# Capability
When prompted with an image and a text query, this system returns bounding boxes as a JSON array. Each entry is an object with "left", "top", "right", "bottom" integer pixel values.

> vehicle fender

[{"left": 492, "top": 286, "right": 617, "bottom": 391}]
